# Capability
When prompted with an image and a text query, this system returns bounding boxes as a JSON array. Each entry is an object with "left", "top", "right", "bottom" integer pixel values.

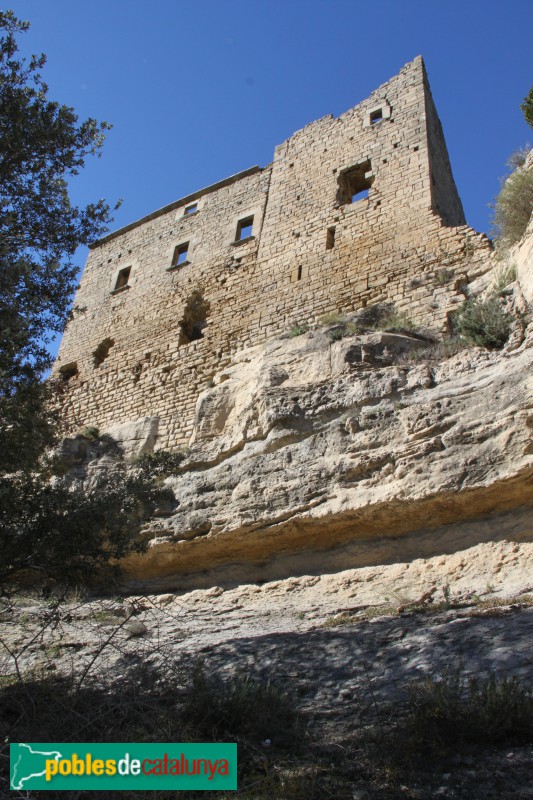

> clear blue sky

[{"left": 6, "top": 0, "right": 532, "bottom": 353}]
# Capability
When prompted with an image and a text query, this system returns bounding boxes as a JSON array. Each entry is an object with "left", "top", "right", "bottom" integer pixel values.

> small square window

[
  {"left": 184, "top": 203, "right": 197, "bottom": 215},
  {"left": 172, "top": 242, "right": 189, "bottom": 268},
  {"left": 364, "top": 102, "right": 391, "bottom": 128},
  {"left": 114, "top": 266, "right": 131, "bottom": 291},
  {"left": 236, "top": 216, "right": 254, "bottom": 241}
]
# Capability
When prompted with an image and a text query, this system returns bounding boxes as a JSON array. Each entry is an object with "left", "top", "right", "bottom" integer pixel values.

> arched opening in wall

[
  {"left": 93, "top": 338, "right": 114, "bottom": 367},
  {"left": 337, "top": 160, "right": 373, "bottom": 205},
  {"left": 59, "top": 362, "right": 78, "bottom": 381},
  {"left": 178, "top": 291, "right": 210, "bottom": 346}
]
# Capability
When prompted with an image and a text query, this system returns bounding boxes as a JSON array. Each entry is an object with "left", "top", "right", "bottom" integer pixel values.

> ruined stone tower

[{"left": 55, "top": 56, "right": 491, "bottom": 449}]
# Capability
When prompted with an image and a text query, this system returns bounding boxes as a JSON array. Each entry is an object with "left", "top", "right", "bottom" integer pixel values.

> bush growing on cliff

[
  {"left": 136, "top": 448, "right": 188, "bottom": 476},
  {"left": 318, "top": 311, "right": 345, "bottom": 325},
  {"left": 315, "top": 303, "right": 419, "bottom": 341},
  {"left": 492, "top": 163, "right": 533, "bottom": 248},
  {"left": 372, "top": 309, "right": 416, "bottom": 334},
  {"left": 507, "top": 145, "right": 531, "bottom": 170},
  {"left": 454, "top": 296, "right": 512, "bottom": 349},
  {"left": 492, "top": 263, "right": 517, "bottom": 294},
  {"left": 289, "top": 321, "right": 309, "bottom": 337}
]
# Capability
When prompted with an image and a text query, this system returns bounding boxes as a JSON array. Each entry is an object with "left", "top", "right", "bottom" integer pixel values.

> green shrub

[
  {"left": 136, "top": 448, "right": 188, "bottom": 476},
  {"left": 78, "top": 425, "right": 100, "bottom": 439},
  {"left": 354, "top": 302, "right": 393, "bottom": 329},
  {"left": 326, "top": 321, "right": 361, "bottom": 342},
  {"left": 289, "top": 322, "right": 309, "bottom": 337},
  {"left": 0, "top": 449, "right": 186, "bottom": 589},
  {"left": 327, "top": 327, "right": 345, "bottom": 342},
  {"left": 0, "top": 439, "right": 189, "bottom": 592},
  {"left": 321, "top": 303, "right": 418, "bottom": 337},
  {"left": 320, "top": 612, "right": 357, "bottom": 627},
  {"left": 521, "top": 85, "right": 533, "bottom": 129},
  {"left": 372, "top": 310, "right": 415, "bottom": 333},
  {"left": 492, "top": 263, "right": 517, "bottom": 293},
  {"left": 0, "top": 653, "right": 303, "bottom": 799},
  {"left": 507, "top": 145, "right": 531, "bottom": 170},
  {"left": 402, "top": 671, "right": 533, "bottom": 754},
  {"left": 454, "top": 296, "right": 512, "bottom": 349},
  {"left": 434, "top": 268, "right": 454, "bottom": 286},
  {"left": 183, "top": 662, "right": 299, "bottom": 745},
  {"left": 492, "top": 164, "right": 533, "bottom": 248},
  {"left": 396, "top": 337, "right": 466, "bottom": 365},
  {"left": 318, "top": 311, "right": 345, "bottom": 325}
]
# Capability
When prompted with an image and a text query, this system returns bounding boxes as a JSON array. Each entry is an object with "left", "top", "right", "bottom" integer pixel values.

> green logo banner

[{"left": 10, "top": 742, "right": 237, "bottom": 791}]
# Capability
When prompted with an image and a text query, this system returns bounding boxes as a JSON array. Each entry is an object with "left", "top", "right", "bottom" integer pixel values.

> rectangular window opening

[
  {"left": 297, "top": 265, "right": 303, "bottom": 281},
  {"left": 114, "top": 266, "right": 131, "bottom": 291},
  {"left": 236, "top": 216, "right": 254, "bottom": 241},
  {"left": 172, "top": 242, "right": 189, "bottom": 268},
  {"left": 370, "top": 108, "right": 383, "bottom": 124},
  {"left": 337, "top": 160, "right": 373, "bottom": 205},
  {"left": 326, "top": 226, "right": 336, "bottom": 250},
  {"left": 184, "top": 203, "right": 198, "bottom": 215}
]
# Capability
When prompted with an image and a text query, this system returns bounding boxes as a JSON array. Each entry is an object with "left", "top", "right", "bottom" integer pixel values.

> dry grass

[
  {"left": 3, "top": 596, "right": 533, "bottom": 798},
  {"left": 397, "top": 670, "right": 533, "bottom": 755}
]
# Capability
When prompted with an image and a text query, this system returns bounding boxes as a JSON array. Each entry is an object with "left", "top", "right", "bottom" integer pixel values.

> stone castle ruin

[{"left": 55, "top": 56, "right": 492, "bottom": 449}]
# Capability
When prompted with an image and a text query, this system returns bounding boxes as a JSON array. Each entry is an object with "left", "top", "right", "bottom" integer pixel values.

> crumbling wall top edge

[{"left": 274, "top": 56, "right": 425, "bottom": 152}]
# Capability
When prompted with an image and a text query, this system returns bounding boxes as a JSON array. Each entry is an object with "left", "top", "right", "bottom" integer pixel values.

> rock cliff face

[{"left": 113, "top": 307, "right": 533, "bottom": 592}]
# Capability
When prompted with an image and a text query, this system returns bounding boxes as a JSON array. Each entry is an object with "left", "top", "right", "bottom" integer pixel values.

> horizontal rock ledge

[{"left": 119, "top": 473, "right": 533, "bottom": 592}]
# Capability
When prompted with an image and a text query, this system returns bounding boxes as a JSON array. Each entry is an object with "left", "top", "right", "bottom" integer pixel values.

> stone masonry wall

[
  {"left": 56, "top": 168, "right": 271, "bottom": 447},
  {"left": 54, "top": 56, "right": 492, "bottom": 450}
]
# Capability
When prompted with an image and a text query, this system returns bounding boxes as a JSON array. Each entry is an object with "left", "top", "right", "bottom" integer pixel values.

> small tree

[
  {"left": 0, "top": 10, "right": 115, "bottom": 471},
  {"left": 521, "top": 85, "right": 533, "bottom": 129},
  {"left": 0, "top": 11, "right": 151, "bottom": 590},
  {"left": 0, "top": 468, "right": 152, "bottom": 587}
]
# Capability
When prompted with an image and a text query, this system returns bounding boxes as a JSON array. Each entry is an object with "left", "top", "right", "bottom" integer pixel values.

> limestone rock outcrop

[{"left": 117, "top": 318, "right": 533, "bottom": 591}]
